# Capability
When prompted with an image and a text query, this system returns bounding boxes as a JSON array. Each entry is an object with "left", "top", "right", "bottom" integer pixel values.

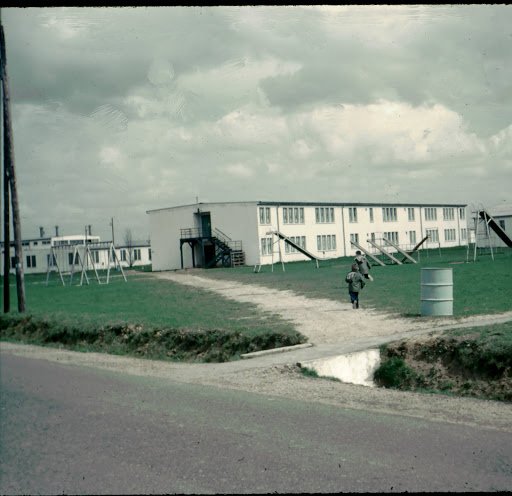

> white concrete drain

[{"left": 303, "top": 349, "right": 381, "bottom": 387}]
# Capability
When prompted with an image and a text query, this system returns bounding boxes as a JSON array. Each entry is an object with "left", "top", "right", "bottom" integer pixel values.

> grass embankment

[
  {"left": 374, "top": 322, "right": 512, "bottom": 402},
  {"left": 0, "top": 272, "right": 302, "bottom": 362}
]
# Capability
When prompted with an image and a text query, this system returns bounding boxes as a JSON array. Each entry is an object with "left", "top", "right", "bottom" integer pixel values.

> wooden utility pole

[
  {"left": 3, "top": 99, "right": 10, "bottom": 312},
  {"left": 1, "top": 18, "right": 26, "bottom": 312}
]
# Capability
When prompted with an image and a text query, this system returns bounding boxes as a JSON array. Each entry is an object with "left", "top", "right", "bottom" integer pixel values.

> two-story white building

[{"left": 147, "top": 201, "right": 469, "bottom": 271}]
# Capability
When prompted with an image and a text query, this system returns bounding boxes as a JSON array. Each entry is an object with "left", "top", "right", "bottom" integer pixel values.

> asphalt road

[{"left": 1, "top": 353, "right": 511, "bottom": 494}]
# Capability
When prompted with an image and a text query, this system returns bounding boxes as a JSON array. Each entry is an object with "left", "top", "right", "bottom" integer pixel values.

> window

[
  {"left": 121, "top": 250, "right": 127, "bottom": 262},
  {"left": 426, "top": 228, "right": 439, "bottom": 242},
  {"left": 369, "top": 208, "right": 374, "bottom": 223},
  {"left": 461, "top": 228, "right": 467, "bottom": 241},
  {"left": 47, "top": 254, "right": 57, "bottom": 267},
  {"left": 317, "top": 234, "right": 337, "bottom": 251},
  {"left": 68, "top": 253, "right": 80, "bottom": 265},
  {"left": 499, "top": 220, "right": 506, "bottom": 230},
  {"left": 407, "top": 208, "right": 415, "bottom": 221},
  {"left": 10, "top": 257, "right": 15, "bottom": 269},
  {"left": 26, "top": 255, "right": 36, "bottom": 268},
  {"left": 134, "top": 249, "right": 141, "bottom": 261},
  {"left": 259, "top": 207, "right": 271, "bottom": 225},
  {"left": 350, "top": 233, "right": 359, "bottom": 245},
  {"left": 425, "top": 208, "right": 437, "bottom": 221},
  {"left": 348, "top": 207, "right": 358, "bottom": 223},
  {"left": 283, "top": 207, "right": 304, "bottom": 224},
  {"left": 92, "top": 251, "right": 100, "bottom": 263},
  {"left": 285, "top": 236, "right": 306, "bottom": 254},
  {"left": 443, "top": 208, "right": 455, "bottom": 221},
  {"left": 382, "top": 207, "right": 397, "bottom": 222},
  {"left": 409, "top": 231, "right": 417, "bottom": 245},
  {"left": 383, "top": 232, "right": 399, "bottom": 245},
  {"left": 444, "top": 229, "right": 456, "bottom": 241},
  {"left": 459, "top": 208, "right": 466, "bottom": 220},
  {"left": 149, "top": 249, "right": 152, "bottom": 261},
  {"left": 370, "top": 232, "right": 376, "bottom": 243},
  {"left": 260, "top": 237, "right": 273, "bottom": 256}
]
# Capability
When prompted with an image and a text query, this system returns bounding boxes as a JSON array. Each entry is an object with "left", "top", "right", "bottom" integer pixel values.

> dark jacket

[
  {"left": 354, "top": 254, "right": 371, "bottom": 275},
  {"left": 345, "top": 270, "right": 365, "bottom": 292}
]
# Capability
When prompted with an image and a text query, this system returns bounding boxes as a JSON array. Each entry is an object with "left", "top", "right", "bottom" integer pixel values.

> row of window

[
  {"left": 260, "top": 234, "right": 338, "bottom": 255},
  {"left": 284, "top": 236, "right": 306, "bottom": 253},
  {"left": 259, "top": 207, "right": 466, "bottom": 225}
]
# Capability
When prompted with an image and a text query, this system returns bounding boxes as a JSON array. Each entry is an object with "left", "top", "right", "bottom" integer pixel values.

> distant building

[
  {"left": 0, "top": 232, "right": 152, "bottom": 275},
  {"left": 147, "top": 200, "right": 469, "bottom": 271}
]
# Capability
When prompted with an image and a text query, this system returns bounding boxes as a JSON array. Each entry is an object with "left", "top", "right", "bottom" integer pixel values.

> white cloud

[
  {"left": 292, "top": 100, "right": 484, "bottom": 164},
  {"left": 214, "top": 107, "right": 288, "bottom": 146},
  {"left": 223, "top": 162, "right": 254, "bottom": 178}
]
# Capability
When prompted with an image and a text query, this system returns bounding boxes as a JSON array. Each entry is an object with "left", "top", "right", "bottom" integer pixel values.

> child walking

[
  {"left": 345, "top": 263, "right": 366, "bottom": 309},
  {"left": 354, "top": 250, "right": 373, "bottom": 281}
]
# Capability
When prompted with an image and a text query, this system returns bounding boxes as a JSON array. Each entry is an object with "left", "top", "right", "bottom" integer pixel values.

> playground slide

[
  {"left": 349, "top": 240, "right": 385, "bottom": 266},
  {"left": 270, "top": 231, "right": 319, "bottom": 263},
  {"left": 382, "top": 236, "right": 417, "bottom": 263},
  {"left": 479, "top": 210, "right": 512, "bottom": 248},
  {"left": 366, "top": 239, "right": 403, "bottom": 265}
]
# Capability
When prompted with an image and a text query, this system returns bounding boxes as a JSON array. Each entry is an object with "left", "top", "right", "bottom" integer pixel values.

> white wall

[
  {"left": 148, "top": 202, "right": 260, "bottom": 270},
  {"left": 148, "top": 206, "right": 196, "bottom": 271}
]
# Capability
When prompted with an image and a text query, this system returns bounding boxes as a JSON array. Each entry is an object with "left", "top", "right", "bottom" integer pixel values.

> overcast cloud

[{"left": 2, "top": 5, "right": 511, "bottom": 242}]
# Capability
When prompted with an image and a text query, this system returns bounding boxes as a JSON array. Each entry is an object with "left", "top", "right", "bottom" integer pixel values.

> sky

[{"left": 2, "top": 5, "right": 512, "bottom": 242}]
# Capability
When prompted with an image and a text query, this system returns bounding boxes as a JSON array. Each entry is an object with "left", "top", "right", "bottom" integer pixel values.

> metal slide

[
  {"left": 349, "top": 240, "right": 385, "bottom": 266},
  {"left": 382, "top": 237, "right": 417, "bottom": 263},
  {"left": 366, "top": 238, "right": 403, "bottom": 264},
  {"left": 401, "top": 235, "right": 429, "bottom": 263},
  {"left": 269, "top": 230, "right": 319, "bottom": 267},
  {"left": 479, "top": 210, "right": 512, "bottom": 247}
]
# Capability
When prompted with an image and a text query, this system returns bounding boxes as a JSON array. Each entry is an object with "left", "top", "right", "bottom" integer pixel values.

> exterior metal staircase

[{"left": 180, "top": 227, "right": 245, "bottom": 269}]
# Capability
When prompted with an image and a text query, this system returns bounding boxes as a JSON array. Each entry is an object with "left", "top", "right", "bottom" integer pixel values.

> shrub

[{"left": 373, "top": 356, "right": 419, "bottom": 389}]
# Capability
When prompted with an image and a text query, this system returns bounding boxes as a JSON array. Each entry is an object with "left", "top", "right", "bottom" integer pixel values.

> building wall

[
  {"left": 255, "top": 203, "right": 468, "bottom": 266},
  {"left": 148, "top": 202, "right": 259, "bottom": 270},
  {"left": 147, "top": 201, "right": 469, "bottom": 271}
]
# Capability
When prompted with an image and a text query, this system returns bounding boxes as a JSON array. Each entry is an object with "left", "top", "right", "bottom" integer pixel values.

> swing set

[{"left": 46, "top": 241, "right": 127, "bottom": 286}]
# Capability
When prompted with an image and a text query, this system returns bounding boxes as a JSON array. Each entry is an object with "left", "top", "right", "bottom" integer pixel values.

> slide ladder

[
  {"left": 366, "top": 239, "right": 403, "bottom": 265},
  {"left": 382, "top": 237, "right": 417, "bottom": 264},
  {"left": 349, "top": 240, "right": 385, "bottom": 266}
]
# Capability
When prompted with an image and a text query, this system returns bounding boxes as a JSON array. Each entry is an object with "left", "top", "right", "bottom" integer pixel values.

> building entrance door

[{"left": 201, "top": 213, "right": 211, "bottom": 238}]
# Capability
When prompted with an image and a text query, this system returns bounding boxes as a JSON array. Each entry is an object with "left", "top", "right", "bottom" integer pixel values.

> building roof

[
  {"left": 147, "top": 200, "right": 467, "bottom": 213},
  {"left": 489, "top": 204, "right": 512, "bottom": 217}
]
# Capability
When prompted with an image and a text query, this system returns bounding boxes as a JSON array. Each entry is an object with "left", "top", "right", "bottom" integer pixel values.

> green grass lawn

[
  {"left": 196, "top": 246, "right": 512, "bottom": 318},
  {"left": 2, "top": 271, "right": 296, "bottom": 337}
]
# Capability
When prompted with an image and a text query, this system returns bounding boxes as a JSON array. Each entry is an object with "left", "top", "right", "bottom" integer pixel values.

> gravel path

[{"left": 153, "top": 270, "right": 512, "bottom": 345}]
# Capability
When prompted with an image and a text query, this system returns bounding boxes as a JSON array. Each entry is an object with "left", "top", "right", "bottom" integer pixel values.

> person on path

[
  {"left": 354, "top": 250, "right": 373, "bottom": 281},
  {"left": 345, "top": 263, "right": 366, "bottom": 309}
]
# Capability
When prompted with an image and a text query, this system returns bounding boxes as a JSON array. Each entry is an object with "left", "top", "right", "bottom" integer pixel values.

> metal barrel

[{"left": 420, "top": 267, "right": 453, "bottom": 316}]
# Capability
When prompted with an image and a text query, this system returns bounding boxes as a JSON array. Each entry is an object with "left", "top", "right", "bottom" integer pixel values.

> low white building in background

[
  {"left": 0, "top": 233, "right": 152, "bottom": 276},
  {"left": 147, "top": 201, "right": 469, "bottom": 271}
]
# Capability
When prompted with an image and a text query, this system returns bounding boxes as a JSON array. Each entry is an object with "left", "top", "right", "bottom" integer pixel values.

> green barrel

[{"left": 420, "top": 268, "right": 453, "bottom": 316}]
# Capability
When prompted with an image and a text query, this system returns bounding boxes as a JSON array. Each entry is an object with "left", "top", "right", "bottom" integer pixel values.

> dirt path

[{"left": 153, "top": 270, "right": 512, "bottom": 344}]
